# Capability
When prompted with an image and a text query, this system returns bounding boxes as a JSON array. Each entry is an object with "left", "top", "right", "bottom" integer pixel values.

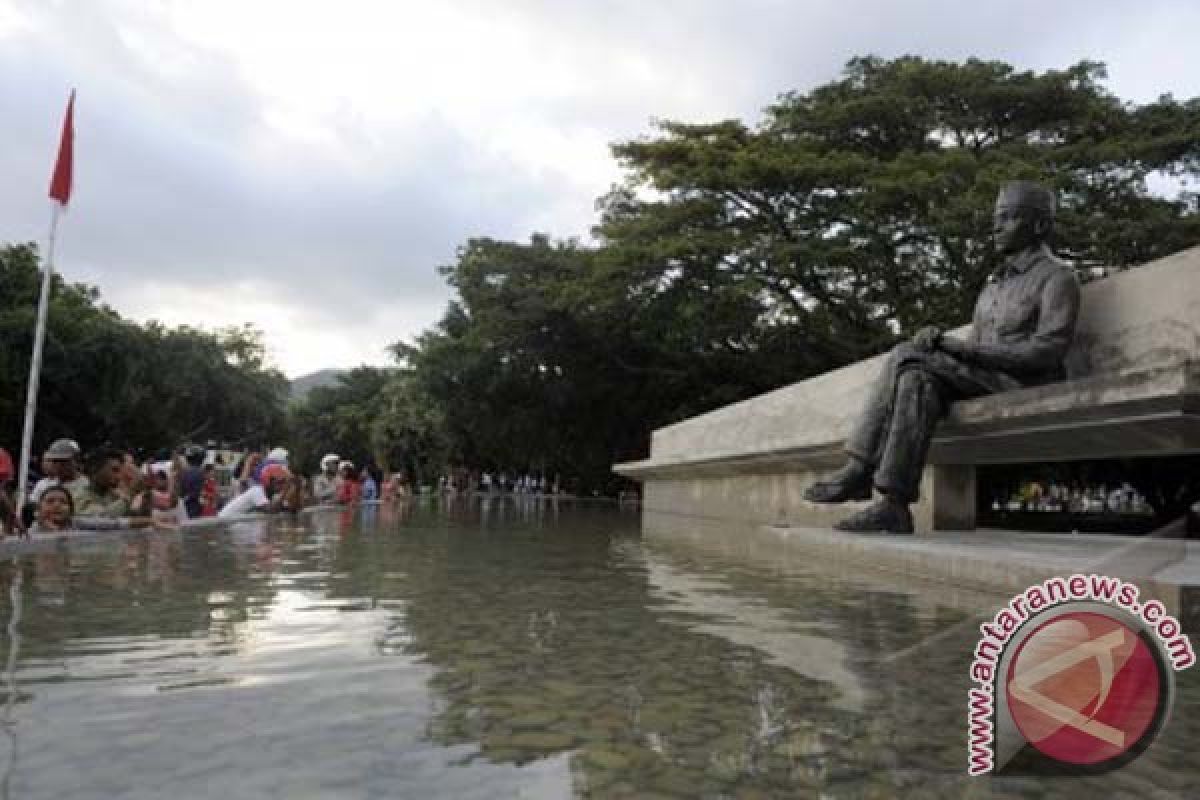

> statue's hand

[
  {"left": 911, "top": 326, "right": 942, "bottom": 352},
  {"left": 938, "top": 336, "right": 973, "bottom": 359}
]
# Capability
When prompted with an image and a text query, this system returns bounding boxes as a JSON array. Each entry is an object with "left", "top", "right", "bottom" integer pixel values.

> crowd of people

[
  {"left": 0, "top": 440, "right": 409, "bottom": 538},
  {"left": 434, "top": 468, "right": 563, "bottom": 495},
  {"left": 309, "top": 453, "right": 410, "bottom": 506},
  {"left": 477, "top": 472, "right": 559, "bottom": 494},
  {"left": 989, "top": 479, "right": 1154, "bottom": 515},
  {"left": 0, "top": 440, "right": 193, "bottom": 536}
]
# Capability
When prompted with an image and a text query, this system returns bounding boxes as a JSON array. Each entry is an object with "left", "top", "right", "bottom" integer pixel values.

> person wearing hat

[
  {"left": 805, "top": 180, "right": 1081, "bottom": 533},
  {"left": 29, "top": 438, "right": 89, "bottom": 506},
  {"left": 312, "top": 454, "right": 340, "bottom": 505},
  {"left": 253, "top": 447, "right": 288, "bottom": 481}
]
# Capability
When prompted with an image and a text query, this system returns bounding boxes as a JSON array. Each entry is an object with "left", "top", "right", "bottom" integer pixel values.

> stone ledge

[
  {"left": 642, "top": 510, "right": 1200, "bottom": 629},
  {"left": 755, "top": 523, "right": 1199, "bottom": 626},
  {"left": 616, "top": 362, "right": 1200, "bottom": 478},
  {"left": 629, "top": 245, "right": 1200, "bottom": 467}
]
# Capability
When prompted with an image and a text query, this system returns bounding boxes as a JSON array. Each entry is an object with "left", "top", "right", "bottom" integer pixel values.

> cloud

[{"left": 1, "top": 0, "right": 1197, "bottom": 376}]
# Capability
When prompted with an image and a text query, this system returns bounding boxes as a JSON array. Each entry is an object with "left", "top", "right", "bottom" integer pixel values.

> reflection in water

[
  {"left": 0, "top": 502, "right": 1192, "bottom": 798},
  {"left": 641, "top": 550, "right": 866, "bottom": 712},
  {"left": 1, "top": 558, "right": 22, "bottom": 800}
]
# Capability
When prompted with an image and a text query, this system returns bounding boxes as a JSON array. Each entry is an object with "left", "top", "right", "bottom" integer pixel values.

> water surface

[{"left": 0, "top": 499, "right": 1196, "bottom": 798}]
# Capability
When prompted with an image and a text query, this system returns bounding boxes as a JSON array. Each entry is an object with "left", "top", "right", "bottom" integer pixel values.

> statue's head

[{"left": 993, "top": 180, "right": 1055, "bottom": 255}]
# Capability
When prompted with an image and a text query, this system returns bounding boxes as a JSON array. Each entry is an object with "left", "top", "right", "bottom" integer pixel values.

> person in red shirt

[
  {"left": 200, "top": 464, "right": 219, "bottom": 516},
  {"left": 0, "top": 447, "right": 22, "bottom": 536},
  {"left": 336, "top": 461, "right": 360, "bottom": 505}
]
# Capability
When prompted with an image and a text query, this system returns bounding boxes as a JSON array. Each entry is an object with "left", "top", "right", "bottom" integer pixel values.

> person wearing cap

[
  {"left": 805, "top": 180, "right": 1081, "bottom": 533},
  {"left": 259, "top": 461, "right": 290, "bottom": 495},
  {"left": 30, "top": 438, "right": 89, "bottom": 505},
  {"left": 312, "top": 454, "right": 340, "bottom": 505},
  {"left": 253, "top": 447, "right": 288, "bottom": 484}
]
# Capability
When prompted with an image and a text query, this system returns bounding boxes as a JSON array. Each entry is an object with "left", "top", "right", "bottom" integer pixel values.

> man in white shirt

[
  {"left": 218, "top": 474, "right": 284, "bottom": 518},
  {"left": 311, "top": 454, "right": 339, "bottom": 504},
  {"left": 218, "top": 484, "right": 267, "bottom": 518}
]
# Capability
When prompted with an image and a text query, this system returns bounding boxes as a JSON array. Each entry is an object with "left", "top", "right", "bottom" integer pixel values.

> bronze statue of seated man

[{"left": 804, "top": 181, "right": 1081, "bottom": 533}]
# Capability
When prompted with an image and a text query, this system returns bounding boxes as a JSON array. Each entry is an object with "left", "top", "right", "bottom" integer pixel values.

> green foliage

[
  {"left": 64, "top": 57, "right": 1189, "bottom": 494},
  {"left": 286, "top": 366, "right": 447, "bottom": 483},
  {"left": 0, "top": 242, "right": 288, "bottom": 457},
  {"left": 402, "top": 57, "right": 1200, "bottom": 493},
  {"left": 609, "top": 57, "right": 1200, "bottom": 337}
]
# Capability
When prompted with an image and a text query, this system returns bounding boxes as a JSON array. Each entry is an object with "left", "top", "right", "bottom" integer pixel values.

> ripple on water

[{"left": 0, "top": 505, "right": 1194, "bottom": 798}]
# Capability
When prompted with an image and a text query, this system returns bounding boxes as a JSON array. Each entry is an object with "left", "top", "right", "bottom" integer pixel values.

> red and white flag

[{"left": 48, "top": 89, "right": 75, "bottom": 206}]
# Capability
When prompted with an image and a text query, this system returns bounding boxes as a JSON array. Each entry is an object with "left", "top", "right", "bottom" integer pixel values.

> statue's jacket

[
  {"left": 966, "top": 243, "right": 1082, "bottom": 386},
  {"left": 890, "top": 244, "right": 1083, "bottom": 396}
]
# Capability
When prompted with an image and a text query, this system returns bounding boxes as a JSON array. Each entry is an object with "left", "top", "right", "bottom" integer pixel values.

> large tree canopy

[
  {"left": 288, "top": 57, "right": 1200, "bottom": 493},
  {"left": 604, "top": 57, "right": 1200, "bottom": 350}
]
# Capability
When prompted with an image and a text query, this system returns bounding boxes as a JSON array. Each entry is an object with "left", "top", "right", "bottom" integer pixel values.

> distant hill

[{"left": 290, "top": 368, "right": 344, "bottom": 403}]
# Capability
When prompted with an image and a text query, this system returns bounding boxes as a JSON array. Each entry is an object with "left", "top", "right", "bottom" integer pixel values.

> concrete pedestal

[{"left": 616, "top": 245, "right": 1200, "bottom": 535}]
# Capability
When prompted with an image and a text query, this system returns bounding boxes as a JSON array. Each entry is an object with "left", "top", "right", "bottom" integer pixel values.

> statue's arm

[{"left": 941, "top": 270, "right": 1081, "bottom": 374}]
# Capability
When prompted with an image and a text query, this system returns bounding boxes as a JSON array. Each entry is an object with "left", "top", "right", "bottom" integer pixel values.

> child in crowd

[
  {"left": 151, "top": 469, "right": 175, "bottom": 512},
  {"left": 31, "top": 484, "right": 145, "bottom": 532},
  {"left": 30, "top": 485, "right": 74, "bottom": 532}
]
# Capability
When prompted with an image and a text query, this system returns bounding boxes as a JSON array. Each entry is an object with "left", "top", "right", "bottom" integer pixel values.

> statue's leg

[
  {"left": 844, "top": 343, "right": 912, "bottom": 465},
  {"left": 873, "top": 367, "right": 946, "bottom": 502},
  {"left": 806, "top": 344, "right": 912, "bottom": 503},
  {"left": 833, "top": 351, "right": 1016, "bottom": 532}
]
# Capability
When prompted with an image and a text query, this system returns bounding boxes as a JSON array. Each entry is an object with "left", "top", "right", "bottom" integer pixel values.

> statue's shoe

[
  {"left": 803, "top": 463, "right": 872, "bottom": 503},
  {"left": 833, "top": 500, "right": 914, "bottom": 534}
]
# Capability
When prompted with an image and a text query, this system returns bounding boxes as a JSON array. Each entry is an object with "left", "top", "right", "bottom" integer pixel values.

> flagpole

[{"left": 14, "top": 205, "right": 63, "bottom": 511}]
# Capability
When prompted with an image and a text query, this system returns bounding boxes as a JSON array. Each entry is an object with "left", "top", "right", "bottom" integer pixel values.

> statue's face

[{"left": 992, "top": 200, "right": 1042, "bottom": 255}]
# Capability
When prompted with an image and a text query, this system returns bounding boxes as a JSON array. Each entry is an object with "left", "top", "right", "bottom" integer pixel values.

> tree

[
  {"left": 286, "top": 366, "right": 448, "bottom": 484},
  {"left": 606, "top": 57, "right": 1200, "bottom": 346},
  {"left": 408, "top": 236, "right": 696, "bottom": 491},
  {"left": 0, "top": 242, "right": 288, "bottom": 457},
  {"left": 402, "top": 57, "right": 1200, "bottom": 494}
]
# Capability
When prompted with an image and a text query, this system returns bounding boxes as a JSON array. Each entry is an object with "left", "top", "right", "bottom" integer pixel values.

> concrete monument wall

[{"left": 614, "top": 245, "right": 1200, "bottom": 533}]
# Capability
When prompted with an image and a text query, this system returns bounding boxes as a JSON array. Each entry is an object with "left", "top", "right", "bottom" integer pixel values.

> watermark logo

[
  {"left": 967, "top": 575, "right": 1193, "bottom": 776},
  {"left": 1007, "top": 611, "right": 1164, "bottom": 766}
]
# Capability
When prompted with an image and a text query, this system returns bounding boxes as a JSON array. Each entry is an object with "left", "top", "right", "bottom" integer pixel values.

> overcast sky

[{"left": 2, "top": 0, "right": 1198, "bottom": 378}]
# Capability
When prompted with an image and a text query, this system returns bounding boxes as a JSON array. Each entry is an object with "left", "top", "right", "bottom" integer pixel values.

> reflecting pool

[{"left": 0, "top": 498, "right": 1196, "bottom": 798}]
